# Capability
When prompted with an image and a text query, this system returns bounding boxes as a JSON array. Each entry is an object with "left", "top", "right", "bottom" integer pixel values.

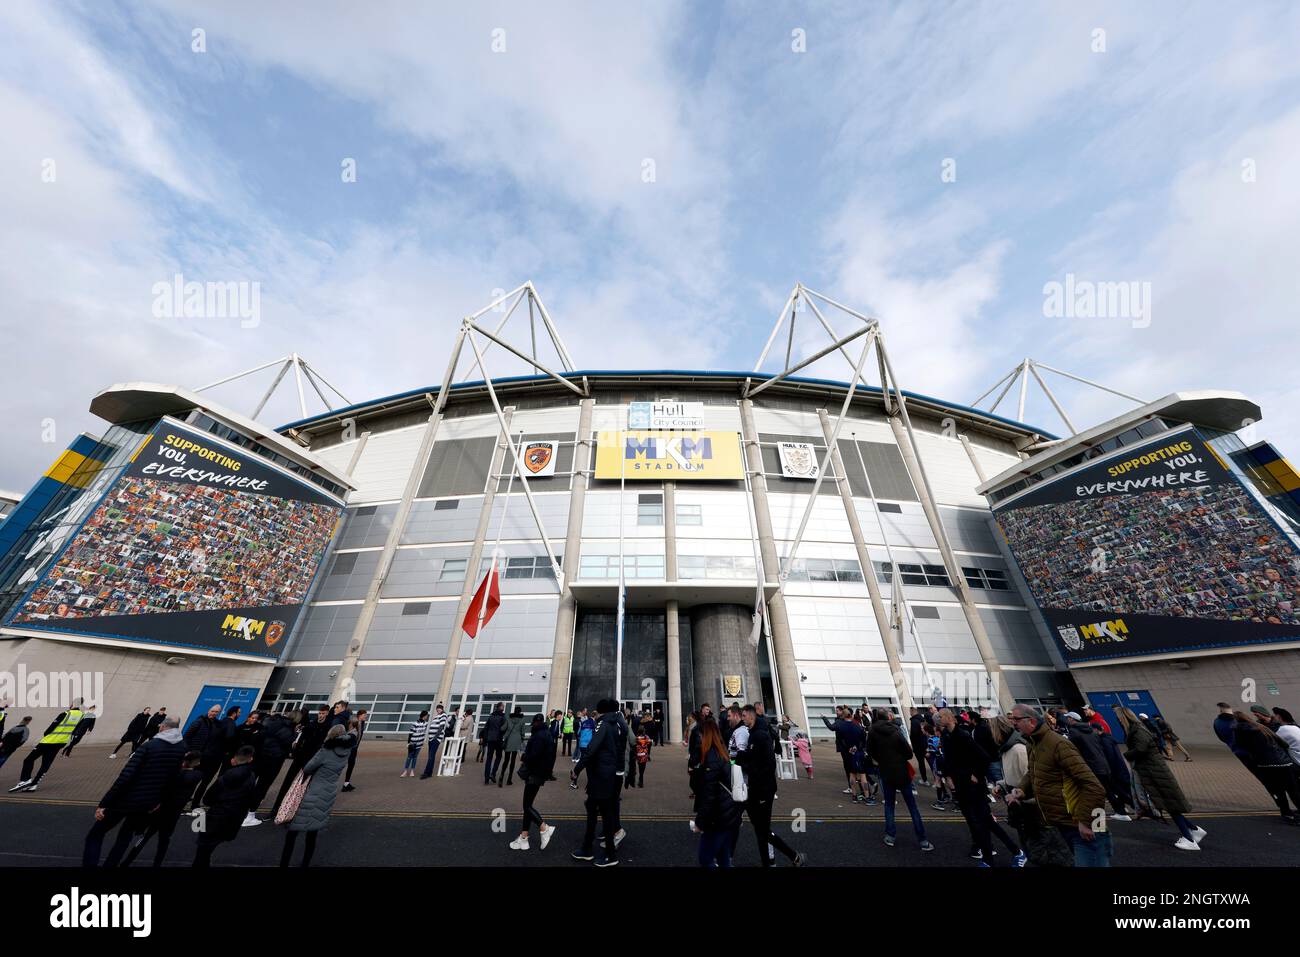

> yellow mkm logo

[
  {"left": 1078, "top": 619, "right": 1129, "bottom": 643},
  {"left": 221, "top": 614, "right": 266, "bottom": 641}
]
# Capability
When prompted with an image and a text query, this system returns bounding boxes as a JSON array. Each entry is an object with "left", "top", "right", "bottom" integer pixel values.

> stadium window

[
  {"left": 434, "top": 499, "right": 459, "bottom": 511},
  {"left": 898, "top": 563, "right": 928, "bottom": 586},
  {"left": 676, "top": 504, "right": 703, "bottom": 525},
  {"left": 833, "top": 559, "right": 864, "bottom": 582},
  {"left": 985, "top": 569, "right": 1009, "bottom": 590},
  {"left": 504, "top": 557, "right": 536, "bottom": 579},
  {"left": 963, "top": 567, "right": 985, "bottom": 589},
  {"left": 356, "top": 505, "right": 377, "bottom": 517},
  {"left": 877, "top": 502, "right": 902, "bottom": 513},
  {"left": 330, "top": 553, "right": 358, "bottom": 576},
  {"left": 402, "top": 602, "right": 431, "bottom": 616},
  {"left": 911, "top": 606, "right": 941, "bottom": 619},
  {"left": 806, "top": 558, "right": 838, "bottom": 582},
  {"left": 438, "top": 559, "right": 466, "bottom": 582},
  {"left": 921, "top": 564, "right": 951, "bottom": 586},
  {"left": 873, "top": 560, "right": 893, "bottom": 585},
  {"left": 679, "top": 555, "right": 707, "bottom": 579},
  {"left": 637, "top": 493, "right": 664, "bottom": 526},
  {"left": 580, "top": 554, "right": 611, "bottom": 578}
]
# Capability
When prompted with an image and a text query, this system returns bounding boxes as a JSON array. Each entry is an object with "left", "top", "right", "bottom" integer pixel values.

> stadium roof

[{"left": 275, "top": 368, "right": 1061, "bottom": 446}]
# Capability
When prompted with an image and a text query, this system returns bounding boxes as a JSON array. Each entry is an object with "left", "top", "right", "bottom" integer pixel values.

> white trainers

[
  {"left": 1190, "top": 826, "right": 1207, "bottom": 844},
  {"left": 7, "top": 780, "right": 32, "bottom": 793},
  {"left": 108, "top": 753, "right": 118, "bottom": 759},
  {"left": 241, "top": 812, "right": 262, "bottom": 828},
  {"left": 1110, "top": 813, "right": 1132, "bottom": 822},
  {"left": 540, "top": 825, "right": 556, "bottom": 850},
  {"left": 1174, "top": 837, "right": 1200, "bottom": 851},
  {"left": 509, "top": 836, "right": 530, "bottom": 850}
]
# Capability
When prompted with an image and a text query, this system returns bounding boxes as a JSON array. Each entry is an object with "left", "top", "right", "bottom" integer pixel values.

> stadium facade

[{"left": 1, "top": 294, "right": 1297, "bottom": 748}]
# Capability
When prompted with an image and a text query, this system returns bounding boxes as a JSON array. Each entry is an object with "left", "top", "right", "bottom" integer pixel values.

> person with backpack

[
  {"left": 632, "top": 726, "right": 653, "bottom": 788},
  {"left": 510, "top": 713, "right": 558, "bottom": 851},
  {"left": 575, "top": 709, "right": 596, "bottom": 763},
  {"left": 571, "top": 699, "right": 623, "bottom": 867},
  {"left": 690, "top": 716, "right": 742, "bottom": 867},
  {"left": 0, "top": 716, "right": 32, "bottom": 770}
]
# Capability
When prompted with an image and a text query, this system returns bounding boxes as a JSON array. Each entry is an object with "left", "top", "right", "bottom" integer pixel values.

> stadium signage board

[
  {"left": 520, "top": 440, "right": 557, "bottom": 476},
  {"left": 4, "top": 417, "right": 344, "bottom": 659},
  {"left": 627, "top": 401, "right": 705, "bottom": 430},
  {"left": 993, "top": 425, "right": 1300, "bottom": 663},
  {"left": 595, "top": 430, "right": 743, "bottom": 480}
]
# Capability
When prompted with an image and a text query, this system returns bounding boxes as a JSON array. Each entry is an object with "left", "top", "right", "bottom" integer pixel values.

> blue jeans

[
  {"left": 882, "top": 780, "right": 927, "bottom": 842},
  {"left": 422, "top": 736, "right": 443, "bottom": 775},
  {"left": 404, "top": 746, "right": 422, "bottom": 770},
  {"left": 1063, "top": 827, "right": 1113, "bottom": 867},
  {"left": 698, "top": 827, "right": 733, "bottom": 868}
]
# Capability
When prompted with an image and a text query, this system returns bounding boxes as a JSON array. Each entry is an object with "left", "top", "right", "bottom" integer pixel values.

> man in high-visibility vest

[{"left": 8, "top": 701, "right": 84, "bottom": 793}]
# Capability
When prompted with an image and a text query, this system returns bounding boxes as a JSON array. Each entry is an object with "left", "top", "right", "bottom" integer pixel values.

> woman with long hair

[
  {"left": 1114, "top": 707, "right": 1204, "bottom": 850},
  {"left": 1234, "top": 709, "right": 1300, "bottom": 820},
  {"left": 280, "top": 723, "right": 356, "bottom": 866},
  {"left": 509, "top": 713, "right": 558, "bottom": 851},
  {"left": 690, "top": 717, "right": 741, "bottom": 867}
]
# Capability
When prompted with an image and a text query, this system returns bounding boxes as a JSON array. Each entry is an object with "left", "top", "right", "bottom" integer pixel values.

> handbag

[
  {"left": 274, "top": 770, "right": 311, "bottom": 825},
  {"left": 1021, "top": 800, "right": 1074, "bottom": 867},
  {"left": 727, "top": 761, "right": 748, "bottom": 803}
]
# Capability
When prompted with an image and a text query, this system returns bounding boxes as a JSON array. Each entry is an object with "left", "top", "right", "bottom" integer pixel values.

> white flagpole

[
  {"left": 456, "top": 429, "right": 522, "bottom": 736},
  {"left": 615, "top": 427, "right": 627, "bottom": 705}
]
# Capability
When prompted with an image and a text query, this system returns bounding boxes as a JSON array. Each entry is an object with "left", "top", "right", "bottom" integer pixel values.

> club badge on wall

[
  {"left": 721, "top": 675, "right": 744, "bottom": 699},
  {"left": 522, "top": 441, "right": 557, "bottom": 476},
  {"left": 778, "top": 441, "right": 820, "bottom": 480}
]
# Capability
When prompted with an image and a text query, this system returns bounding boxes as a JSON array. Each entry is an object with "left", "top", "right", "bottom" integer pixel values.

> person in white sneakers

[
  {"left": 510, "top": 713, "right": 558, "bottom": 851},
  {"left": 1115, "top": 706, "right": 1205, "bottom": 850}
]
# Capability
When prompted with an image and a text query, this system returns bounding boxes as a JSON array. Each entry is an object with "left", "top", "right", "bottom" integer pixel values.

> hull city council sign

[{"left": 595, "top": 431, "right": 744, "bottom": 480}]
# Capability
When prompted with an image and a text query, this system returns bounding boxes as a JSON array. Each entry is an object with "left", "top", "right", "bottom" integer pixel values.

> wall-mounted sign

[
  {"left": 520, "top": 440, "right": 557, "bottom": 477},
  {"left": 778, "top": 441, "right": 821, "bottom": 480},
  {"left": 595, "top": 431, "right": 743, "bottom": 480},
  {"left": 628, "top": 400, "right": 705, "bottom": 430}
]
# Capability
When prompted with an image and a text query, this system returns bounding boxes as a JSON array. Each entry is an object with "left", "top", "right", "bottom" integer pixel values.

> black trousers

[
  {"left": 581, "top": 796, "right": 620, "bottom": 859},
  {"left": 280, "top": 830, "right": 318, "bottom": 867},
  {"left": 484, "top": 743, "right": 504, "bottom": 782},
  {"left": 745, "top": 796, "right": 797, "bottom": 866},
  {"left": 83, "top": 809, "right": 151, "bottom": 867},
  {"left": 252, "top": 756, "right": 286, "bottom": 814},
  {"left": 562, "top": 734, "right": 573, "bottom": 755},
  {"left": 121, "top": 811, "right": 185, "bottom": 867},
  {"left": 521, "top": 780, "right": 544, "bottom": 832},
  {"left": 957, "top": 787, "right": 1019, "bottom": 858},
  {"left": 911, "top": 742, "right": 929, "bottom": 781},
  {"left": 500, "top": 750, "right": 519, "bottom": 784},
  {"left": 192, "top": 821, "right": 238, "bottom": 868},
  {"left": 192, "top": 756, "right": 223, "bottom": 806},
  {"left": 347, "top": 745, "right": 361, "bottom": 781},
  {"left": 20, "top": 743, "right": 63, "bottom": 783}
]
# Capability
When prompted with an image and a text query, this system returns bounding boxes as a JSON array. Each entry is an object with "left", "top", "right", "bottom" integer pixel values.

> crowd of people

[
  {"left": 998, "top": 483, "right": 1300, "bottom": 624},
  {"left": 4, "top": 688, "right": 1300, "bottom": 868},
  {"left": 13, "top": 477, "right": 338, "bottom": 622}
]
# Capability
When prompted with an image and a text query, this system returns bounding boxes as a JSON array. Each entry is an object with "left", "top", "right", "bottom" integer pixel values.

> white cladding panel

[{"left": 346, "top": 425, "right": 424, "bottom": 503}]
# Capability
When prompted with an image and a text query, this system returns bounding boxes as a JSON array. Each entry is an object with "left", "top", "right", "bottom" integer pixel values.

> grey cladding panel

[
  {"left": 338, "top": 505, "right": 398, "bottom": 549},
  {"left": 838, "top": 440, "right": 918, "bottom": 501},
  {"left": 417, "top": 437, "right": 495, "bottom": 498}
]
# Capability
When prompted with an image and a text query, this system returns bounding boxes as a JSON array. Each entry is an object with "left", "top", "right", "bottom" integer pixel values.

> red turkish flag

[{"left": 462, "top": 558, "right": 501, "bottom": 638}]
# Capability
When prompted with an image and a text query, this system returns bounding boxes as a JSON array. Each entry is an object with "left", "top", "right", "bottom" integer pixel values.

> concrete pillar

[
  {"left": 663, "top": 479, "right": 682, "bottom": 743},
  {"left": 665, "top": 599, "right": 682, "bottom": 744},
  {"left": 818, "top": 409, "right": 912, "bottom": 712},
  {"left": 888, "top": 416, "right": 1014, "bottom": 712},
  {"left": 434, "top": 409, "right": 514, "bottom": 711},
  {"left": 738, "top": 399, "right": 808, "bottom": 729},
  {"left": 690, "top": 604, "right": 762, "bottom": 708},
  {"left": 332, "top": 408, "right": 442, "bottom": 702},
  {"left": 546, "top": 398, "right": 594, "bottom": 711}
]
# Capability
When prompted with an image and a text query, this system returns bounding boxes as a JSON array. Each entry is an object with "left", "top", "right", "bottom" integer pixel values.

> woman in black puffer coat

[
  {"left": 280, "top": 724, "right": 355, "bottom": 867},
  {"left": 691, "top": 717, "right": 741, "bottom": 868}
]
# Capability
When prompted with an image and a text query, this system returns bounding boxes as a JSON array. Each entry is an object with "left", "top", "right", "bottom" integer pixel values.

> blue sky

[{"left": 2, "top": 1, "right": 1300, "bottom": 490}]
